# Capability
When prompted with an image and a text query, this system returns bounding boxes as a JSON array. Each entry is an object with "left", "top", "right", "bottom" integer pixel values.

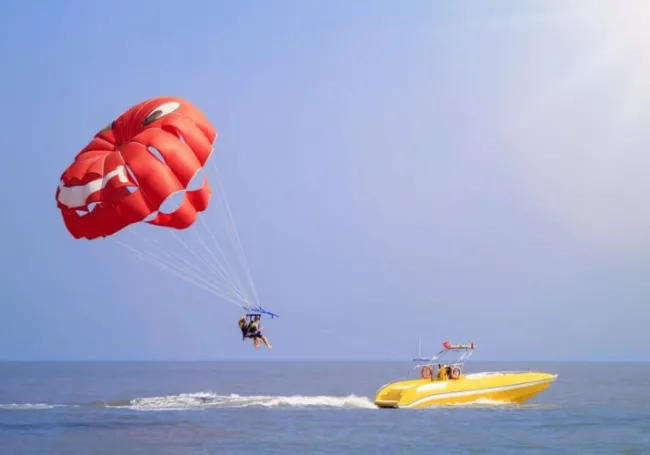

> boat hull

[{"left": 374, "top": 371, "right": 557, "bottom": 409}]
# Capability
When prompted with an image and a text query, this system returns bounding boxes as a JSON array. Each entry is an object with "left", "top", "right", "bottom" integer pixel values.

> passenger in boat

[{"left": 438, "top": 364, "right": 448, "bottom": 380}]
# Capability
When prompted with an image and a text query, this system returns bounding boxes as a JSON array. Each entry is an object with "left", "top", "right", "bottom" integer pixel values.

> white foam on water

[
  {"left": 0, "top": 403, "right": 70, "bottom": 410},
  {"left": 107, "top": 391, "right": 377, "bottom": 411}
]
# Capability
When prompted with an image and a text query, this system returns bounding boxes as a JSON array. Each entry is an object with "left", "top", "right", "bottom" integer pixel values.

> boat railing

[{"left": 407, "top": 345, "right": 476, "bottom": 378}]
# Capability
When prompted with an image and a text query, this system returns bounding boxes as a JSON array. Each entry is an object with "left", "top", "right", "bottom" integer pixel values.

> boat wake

[
  {"left": 0, "top": 403, "right": 74, "bottom": 411},
  {"left": 0, "top": 395, "right": 543, "bottom": 412},
  {"left": 103, "top": 392, "right": 377, "bottom": 411}
]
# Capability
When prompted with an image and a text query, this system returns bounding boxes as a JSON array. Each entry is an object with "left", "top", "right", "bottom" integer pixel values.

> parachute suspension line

[
  {"left": 116, "top": 229, "right": 244, "bottom": 304},
  {"left": 197, "top": 216, "right": 251, "bottom": 303},
  {"left": 168, "top": 230, "right": 220, "bottom": 279},
  {"left": 209, "top": 160, "right": 260, "bottom": 307},
  {"left": 198, "top": 193, "right": 255, "bottom": 306},
  {"left": 114, "top": 240, "right": 245, "bottom": 307},
  {"left": 119, "top": 227, "right": 250, "bottom": 307},
  {"left": 124, "top": 230, "right": 212, "bottom": 283},
  {"left": 169, "top": 230, "right": 249, "bottom": 303},
  {"left": 115, "top": 241, "right": 222, "bottom": 298},
  {"left": 113, "top": 155, "right": 262, "bottom": 311}
]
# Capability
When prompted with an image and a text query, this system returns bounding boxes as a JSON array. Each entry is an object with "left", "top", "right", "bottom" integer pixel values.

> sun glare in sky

[{"left": 499, "top": 1, "right": 650, "bottom": 255}]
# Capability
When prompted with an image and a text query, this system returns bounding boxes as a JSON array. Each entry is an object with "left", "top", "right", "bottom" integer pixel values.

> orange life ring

[
  {"left": 450, "top": 366, "right": 461, "bottom": 380},
  {"left": 421, "top": 366, "right": 433, "bottom": 379}
]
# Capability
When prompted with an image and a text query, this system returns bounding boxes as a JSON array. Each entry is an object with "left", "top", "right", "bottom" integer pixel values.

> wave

[
  {"left": 0, "top": 403, "right": 73, "bottom": 411},
  {"left": 104, "top": 391, "right": 377, "bottom": 411}
]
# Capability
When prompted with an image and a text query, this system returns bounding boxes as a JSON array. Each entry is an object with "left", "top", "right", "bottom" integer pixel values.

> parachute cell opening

[
  {"left": 147, "top": 146, "right": 166, "bottom": 165},
  {"left": 158, "top": 191, "right": 185, "bottom": 214}
]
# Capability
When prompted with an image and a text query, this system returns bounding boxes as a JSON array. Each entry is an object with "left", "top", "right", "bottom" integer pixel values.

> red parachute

[
  {"left": 55, "top": 96, "right": 217, "bottom": 240},
  {"left": 55, "top": 96, "right": 274, "bottom": 321}
]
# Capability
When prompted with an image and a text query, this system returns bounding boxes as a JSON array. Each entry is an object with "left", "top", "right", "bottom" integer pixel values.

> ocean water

[{"left": 1, "top": 361, "right": 649, "bottom": 454}]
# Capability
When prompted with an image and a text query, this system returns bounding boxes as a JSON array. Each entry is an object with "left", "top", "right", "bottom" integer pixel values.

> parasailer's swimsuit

[
  {"left": 247, "top": 320, "right": 263, "bottom": 338},
  {"left": 238, "top": 316, "right": 262, "bottom": 339}
]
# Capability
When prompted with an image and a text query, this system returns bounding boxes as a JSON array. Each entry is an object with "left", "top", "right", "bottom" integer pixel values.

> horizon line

[{"left": 1, "top": 359, "right": 648, "bottom": 363}]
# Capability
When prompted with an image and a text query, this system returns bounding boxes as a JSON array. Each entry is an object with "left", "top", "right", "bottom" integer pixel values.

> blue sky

[{"left": 1, "top": 0, "right": 649, "bottom": 361}]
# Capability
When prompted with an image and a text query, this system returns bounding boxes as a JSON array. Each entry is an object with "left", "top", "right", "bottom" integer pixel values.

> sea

[{"left": 1, "top": 361, "right": 648, "bottom": 454}]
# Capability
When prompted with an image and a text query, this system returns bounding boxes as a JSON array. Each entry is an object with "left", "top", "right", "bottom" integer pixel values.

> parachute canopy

[
  {"left": 55, "top": 96, "right": 275, "bottom": 318},
  {"left": 55, "top": 96, "right": 217, "bottom": 240}
]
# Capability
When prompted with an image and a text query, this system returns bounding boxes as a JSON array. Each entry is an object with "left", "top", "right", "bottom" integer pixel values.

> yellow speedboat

[{"left": 374, "top": 341, "right": 557, "bottom": 409}]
